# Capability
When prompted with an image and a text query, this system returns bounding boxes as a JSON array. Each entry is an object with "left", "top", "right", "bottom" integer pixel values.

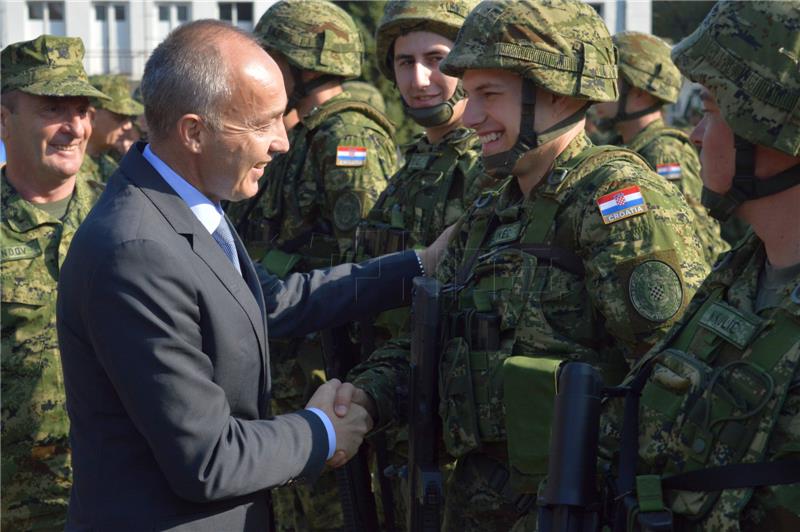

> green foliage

[{"left": 334, "top": 0, "right": 422, "bottom": 146}]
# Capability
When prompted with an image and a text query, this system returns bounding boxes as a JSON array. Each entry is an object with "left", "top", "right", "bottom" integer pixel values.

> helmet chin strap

[
  {"left": 595, "top": 81, "right": 661, "bottom": 132},
  {"left": 701, "top": 135, "right": 800, "bottom": 221},
  {"left": 402, "top": 83, "right": 465, "bottom": 128},
  {"left": 284, "top": 64, "right": 341, "bottom": 115},
  {"left": 482, "top": 79, "right": 588, "bottom": 179}
]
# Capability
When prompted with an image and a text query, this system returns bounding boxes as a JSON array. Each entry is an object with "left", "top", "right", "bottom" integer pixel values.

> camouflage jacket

[
  {"left": 358, "top": 127, "right": 488, "bottom": 256},
  {"left": 79, "top": 152, "right": 118, "bottom": 183},
  {"left": 236, "top": 90, "right": 398, "bottom": 274},
  {"left": 1, "top": 169, "right": 103, "bottom": 529},
  {"left": 599, "top": 232, "right": 800, "bottom": 531},
  {"left": 351, "top": 132, "right": 709, "bottom": 454},
  {"left": 627, "top": 118, "right": 729, "bottom": 264}
]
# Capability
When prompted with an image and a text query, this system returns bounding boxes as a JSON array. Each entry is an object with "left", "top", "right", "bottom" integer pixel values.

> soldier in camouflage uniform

[
  {"left": 591, "top": 2, "right": 800, "bottom": 530},
  {"left": 1, "top": 35, "right": 107, "bottom": 531},
  {"left": 593, "top": 31, "right": 729, "bottom": 265},
  {"left": 82, "top": 74, "right": 143, "bottom": 182},
  {"left": 351, "top": 1, "right": 485, "bottom": 527},
  {"left": 342, "top": 80, "right": 388, "bottom": 115},
  {"left": 348, "top": 1, "right": 709, "bottom": 530},
  {"left": 228, "top": 2, "right": 399, "bottom": 530}
]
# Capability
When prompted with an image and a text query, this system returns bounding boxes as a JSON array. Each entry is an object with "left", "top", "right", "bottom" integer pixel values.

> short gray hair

[{"left": 140, "top": 20, "right": 259, "bottom": 140}]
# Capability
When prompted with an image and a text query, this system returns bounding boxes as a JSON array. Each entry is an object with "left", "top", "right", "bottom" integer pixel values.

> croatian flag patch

[
  {"left": 656, "top": 163, "right": 682, "bottom": 180},
  {"left": 336, "top": 146, "right": 367, "bottom": 167},
  {"left": 596, "top": 185, "right": 648, "bottom": 224}
]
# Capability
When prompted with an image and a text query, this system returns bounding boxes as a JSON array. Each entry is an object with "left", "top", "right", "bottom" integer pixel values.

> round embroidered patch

[
  {"left": 628, "top": 260, "right": 683, "bottom": 322},
  {"left": 333, "top": 191, "right": 363, "bottom": 231}
]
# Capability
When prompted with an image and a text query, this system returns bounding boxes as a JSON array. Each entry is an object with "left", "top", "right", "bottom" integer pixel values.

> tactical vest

[
  {"left": 621, "top": 233, "right": 800, "bottom": 527},
  {"left": 437, "top": 146, "right": 647, "bottom": 479},
  {"left": 246, "top": 98, "right": 395, "bottom": 277},
  {"left": 355, "top": 129, "right": 476, "bottom": 259}
]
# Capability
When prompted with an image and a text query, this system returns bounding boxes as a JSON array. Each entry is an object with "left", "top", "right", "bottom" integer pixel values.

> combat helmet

[
  {"left": 597, "top": 31, "right": 682, "bottom": 130},
  {"left": 672, "top": 0, "right": 800, "bottom": 221},
  {"left": 376, "top": 0, "right": 477, "bottom": 127},
  {"left": 439, "top": 0, "right": 618, "bottom": 177},
  {"left": 253, "top": 0, "right": 363, "bottom": 111}
]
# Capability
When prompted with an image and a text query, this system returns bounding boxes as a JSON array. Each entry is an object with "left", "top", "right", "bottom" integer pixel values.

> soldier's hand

[
  {"left": 418, "top": 223, "right": 457, "bottom": 275},
  {"left": 333, "top": 382, "right": 378, "bottom": 423}
]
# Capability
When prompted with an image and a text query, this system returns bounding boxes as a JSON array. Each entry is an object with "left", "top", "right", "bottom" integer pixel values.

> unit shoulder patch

[
  {"left": 596, "top": 185, "right": 649, "bottom": 224},
  {"left": 656, "top": 163, "right": 682, "bottom": 180},
  {"left": 628, "top": 260, "right": 683, "bottom": 322},
  {"left": 336, "top": 145, "right": 367, "bottom": 167},
  {"left": 333, "top": 191, "right": 363, "bottom": 231}
]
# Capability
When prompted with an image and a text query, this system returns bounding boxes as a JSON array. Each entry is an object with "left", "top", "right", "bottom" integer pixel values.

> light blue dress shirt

[{"left": 142, "top": 144, "right": 336, "bottom": 460}]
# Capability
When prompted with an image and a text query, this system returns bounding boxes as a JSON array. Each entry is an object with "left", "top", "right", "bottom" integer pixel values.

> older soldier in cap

[
  {"left": 589, "top": 2, "right": 800, "bottom": 530},
  {"left": 593, "top": 32, "right": 729, "bottom": 264},
  {"left": 347, "top": 0, "right": 708, "bottom": 529},
  {"left": 82, "top": 73, "right": 143, "bottom": 182},
  {"left": 0, "top": 35, "right": 107, "bottom": 531}
]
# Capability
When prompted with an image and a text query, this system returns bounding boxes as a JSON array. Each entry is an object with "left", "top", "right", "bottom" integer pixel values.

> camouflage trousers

[
  {"left": 442, "top": 452, "right": 536, "bottom": 532},
  {"left": 271, "top": 337, "right": 344, "bottom": 532}
]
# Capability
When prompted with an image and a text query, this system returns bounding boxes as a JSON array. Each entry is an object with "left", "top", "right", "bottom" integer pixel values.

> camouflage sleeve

[
  {"left": 641, "top": 136, "right": 729, "bottom": 264},
  {"left": 576, "top": 163, "right": 709, "bottom": 360},
  {"left": 348, "top": 211, "right": 469, "bottom": 429},
  {"left": 309, "top": 120, "right": 398, "bottom": 258}
]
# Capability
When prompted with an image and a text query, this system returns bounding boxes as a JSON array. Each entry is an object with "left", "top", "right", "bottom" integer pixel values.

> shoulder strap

[
  {"left": 303, "top": 98, "right": 396, "bottom": 136},
  {"left": 627, "top": 125, "right": 692, "bottom": 154}
]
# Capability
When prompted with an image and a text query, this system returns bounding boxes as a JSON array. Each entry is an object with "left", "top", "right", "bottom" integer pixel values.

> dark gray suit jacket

[{"left": 56, "top": 143, "right": 420, "bottom": 531}]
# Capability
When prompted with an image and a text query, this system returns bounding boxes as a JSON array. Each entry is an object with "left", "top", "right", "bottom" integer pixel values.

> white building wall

[{"left": 1, "top": 0, "right": 651, "bottom": 81}]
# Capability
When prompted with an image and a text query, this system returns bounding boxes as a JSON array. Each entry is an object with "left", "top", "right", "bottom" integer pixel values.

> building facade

[{"left": 0, "top": 0, "right": 652, "bottom": 81}]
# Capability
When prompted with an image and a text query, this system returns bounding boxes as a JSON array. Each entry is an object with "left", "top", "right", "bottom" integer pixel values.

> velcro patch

[
  {"left": 656, "top": 163, "right": 682, "bottom": 180},
  {"left": 596, "top": 185, "right": 648, "bottom": 224},
  {"left": 628, "top": 260, "right": 683, "bottom": 322},
  {"left": 336, "top": 145, "right": 367, "bottom": 167},
  {"left": 1, "top": 240, "right": 42, "bottom": 261}
]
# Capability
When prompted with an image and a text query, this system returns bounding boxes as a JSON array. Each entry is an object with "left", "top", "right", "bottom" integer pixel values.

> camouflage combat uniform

[
  {"left": 234, "top": 3, "right": 399, "bottom": 530},
  {"left": 596, "top": 3, "right": 800, "bottom": 530},
  {"left": 84, "top": 74, "right": 143, "bottom": 182},
  {"left": 351, "top": 2, "right": 708, "bottom": 530},
  {"left": 626, "top": 117, "right": 728, "bottom": 264},
  {"left": 1, "top": 34, "right": 108, "bottom": 531},
  {"left": 612, "top": 32, "right": 729, "bottom": 265}
]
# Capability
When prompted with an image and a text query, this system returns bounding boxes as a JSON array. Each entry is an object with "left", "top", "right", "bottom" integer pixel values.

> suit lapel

[{"left": 119, "top": 143, "right": 269, "bottom": 370}]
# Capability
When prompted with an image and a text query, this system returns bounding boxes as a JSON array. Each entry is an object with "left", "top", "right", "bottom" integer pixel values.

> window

[
  {"left": 156, "top": 4, "right": 192, "bottom": 44},
  {"left": 176, "top": 5, "right": 188, "bottom": 22},
  {"left": 218, "top": 2, "right": 253, "bottom": 31},
  {"left": 158, "top": 5, "right": 170, "bottom": 21},
  {"left": 114, "top": 4, "right": 125, "bottom": 21},
  {"left": 90, "top": 3, "right": 132, "bottom": 75},
  {"left": 95, "top": 4, "right": 106, "bottom": 21},
  {"left": 587, "top": 2, "right": 604, "bottom": 17},
  {"left": 26, "top": 2, "right": 66, "bottom": 35}
]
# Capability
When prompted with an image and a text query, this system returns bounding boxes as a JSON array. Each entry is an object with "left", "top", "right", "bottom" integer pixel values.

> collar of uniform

[
  {"left": 628, "top": 116, "right": 666, "bottom": 146},
  {"left": 1, "top": 166, "right": 75, "bottom": 232},
  {"left": 300, "top": 90, "right": 350, "bottom": 127}
]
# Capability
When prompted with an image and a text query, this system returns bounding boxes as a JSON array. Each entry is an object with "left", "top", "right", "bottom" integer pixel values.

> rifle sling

[
  {"left": 507, "top": 243, "right": 585, "bottom": 278},
  {"left": 661, "top": 459, "right": 800, "bottom": 492}
]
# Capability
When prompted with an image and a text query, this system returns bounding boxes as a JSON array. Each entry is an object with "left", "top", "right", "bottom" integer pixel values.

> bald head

[{"left": 141, "top": 20, "right": 280, "bottom": 141}]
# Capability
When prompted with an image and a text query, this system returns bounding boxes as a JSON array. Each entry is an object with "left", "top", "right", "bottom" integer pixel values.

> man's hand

[
  {"left": 306, "top": 379, "right": 373, "bottom": 469},
  {"left": 417, "top": 223, "right": 457, "bottom": 276}
]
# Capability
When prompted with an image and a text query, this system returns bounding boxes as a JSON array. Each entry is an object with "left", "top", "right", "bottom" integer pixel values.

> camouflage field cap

[
  {"left": 439, "top": 0, "right": 618, "bottom": 102},
  {"left": 89, "top": 74, "right": 144, "bottom": 116},
  {"left": 672, "top": 0, "right": 800, "bottom": 156},
  {"left": 1, "top": 35, "right": 109, "bottom": 99},
  {"left": 375, "top": 0, "right": 478, "bottom": 81},
  {"left": 253, "top": 0, "right": 363, "bottom": 78},
  {"left": 614, "top": 31, "right": 681, "bottom": 104}
]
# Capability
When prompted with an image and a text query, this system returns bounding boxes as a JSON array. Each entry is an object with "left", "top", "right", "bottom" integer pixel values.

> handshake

[{"left": 305, "top": 378, "right": 377, "bottom": 468}]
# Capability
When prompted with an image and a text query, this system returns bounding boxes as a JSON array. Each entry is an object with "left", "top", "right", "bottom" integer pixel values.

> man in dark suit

[{"left": 56, "top": 20, "right": 440, "bottom": 531}]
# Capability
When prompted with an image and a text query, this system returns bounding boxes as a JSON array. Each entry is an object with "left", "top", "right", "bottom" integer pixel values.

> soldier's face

[
  {"left": 393, "top": 31, "right": 460, "bottom": 110},
  {"left": 462, "top": 69, "right": 522, "bottom": 157},
  {"left": 197, "top": 52, "right": 290, "bottom": 203},
  {"left": 690, "top": 88, "right": 735, "bottom": 194},
  {"left": 92, "top": 108, "right": 134, "bottom": 153},
  {"left": 0, "top": 92, "right": 92, "bottom": 181}
]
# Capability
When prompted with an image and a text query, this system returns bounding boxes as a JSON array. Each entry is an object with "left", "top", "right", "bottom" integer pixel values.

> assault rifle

[{"left": 407, "top": 276, "right": 444, "bottom": 532}]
